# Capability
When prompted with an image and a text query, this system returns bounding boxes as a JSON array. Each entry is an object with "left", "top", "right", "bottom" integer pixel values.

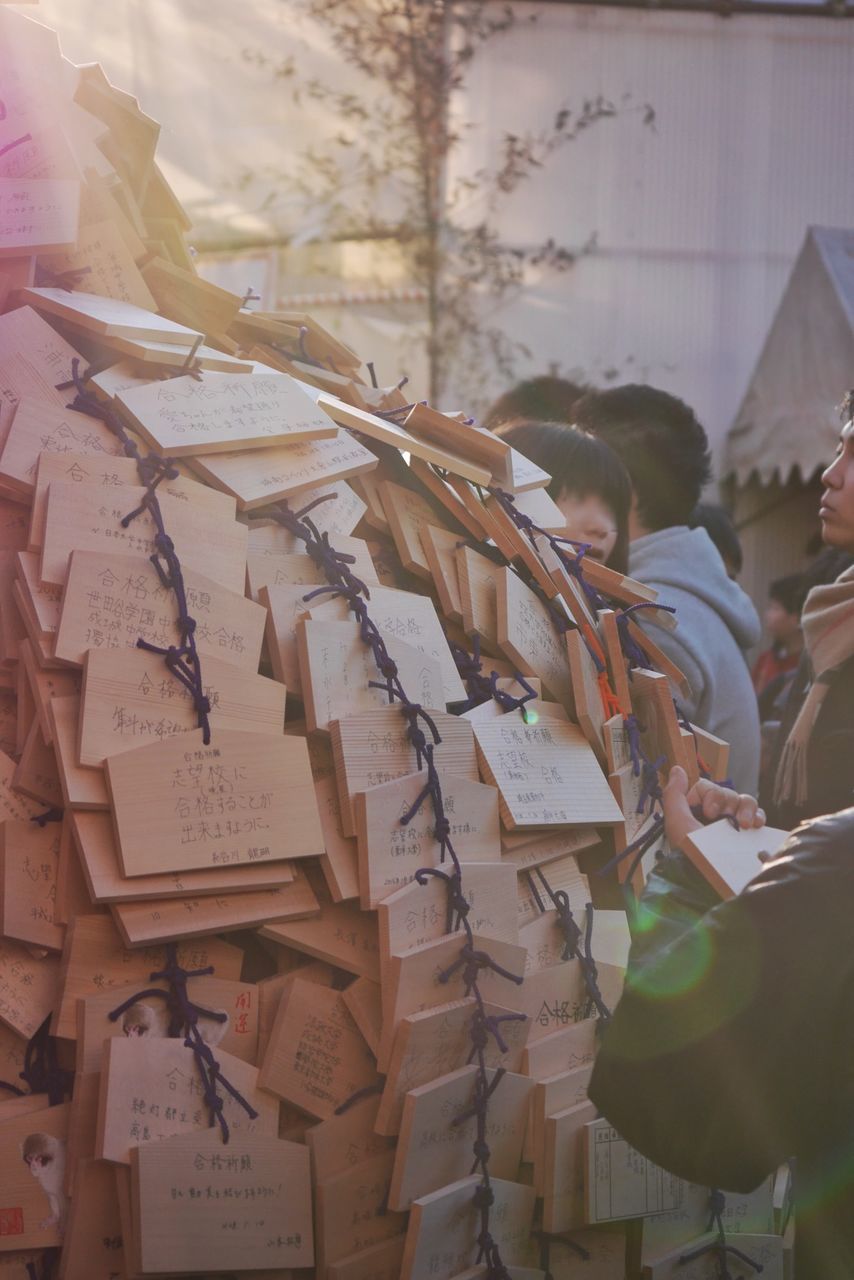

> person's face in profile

[
  {"left": 820, "top": 420, "right": 854, "bottom": 553},
  {"left": 555, "top": 489, "right": 619, "bottom": 564}
]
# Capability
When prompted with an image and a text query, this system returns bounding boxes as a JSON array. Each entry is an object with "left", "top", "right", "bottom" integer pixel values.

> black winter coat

[{"left": 589, "top": 807, "right": 854, "bottom": 1280}]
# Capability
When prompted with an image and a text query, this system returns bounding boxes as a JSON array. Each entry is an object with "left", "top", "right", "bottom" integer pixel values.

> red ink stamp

[{"left": 0, "top": 1207, "right": 23, "bottom": 1235}]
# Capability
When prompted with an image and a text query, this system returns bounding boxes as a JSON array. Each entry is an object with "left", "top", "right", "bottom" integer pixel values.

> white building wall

[{"left": 449, "top": 4, "right": 854, "bottom": 470}]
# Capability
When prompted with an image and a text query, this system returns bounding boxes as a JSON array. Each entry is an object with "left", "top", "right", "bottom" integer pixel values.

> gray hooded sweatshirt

[{"left": 628, "top": 526, "right": 761, "bottom": 795}]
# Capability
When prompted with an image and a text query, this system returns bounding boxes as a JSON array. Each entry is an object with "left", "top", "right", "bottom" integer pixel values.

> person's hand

[{"left": 662, "top": 765, "right": 766, "bottom": 851}]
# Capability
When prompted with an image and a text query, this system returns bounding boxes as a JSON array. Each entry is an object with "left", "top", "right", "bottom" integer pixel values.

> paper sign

[
  {"left": 116, "top": 372, "right": 337, "bottom": 456},
  {"left": 107, "top": 728, "right": 324, "bottom": 876},
  {"left": 584, "top": 1119, "right": 688, "bottom": 1223},
  {"left": 474, "top": 715, "right": 624, "bottom": 829},
  {"left": 0, "top": 179, "right": 79, "bottom": 255},
  {"left": 133, "top": 1130, "right": 313, "bottom": 1273},
  {"left": 258, "top": 978, "right": 380, "bottom": 1119}
]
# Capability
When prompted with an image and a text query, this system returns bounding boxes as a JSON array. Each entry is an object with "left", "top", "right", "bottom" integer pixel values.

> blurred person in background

[
  {"left": 483, "top": 375, "right": 588, "bottom": 430},
  {"left": 495, "top": 420, "right": 631, "bottom": 573},
  {"left": 766, "top": 401, "right": 854, "bottom": 825},
  {"left": 689, "top": 502, "right": 743, "bottom": 580},
  {"left": 574, "top": 385, "right": 761, "bottom": 793},
  {"left": 752, "top": 573, "right": 807, "bottom": 702}
]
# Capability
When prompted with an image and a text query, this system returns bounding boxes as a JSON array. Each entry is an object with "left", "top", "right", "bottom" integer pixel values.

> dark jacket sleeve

[{"left": 589, "top": 808, "right": 854, "bottom": 1193}]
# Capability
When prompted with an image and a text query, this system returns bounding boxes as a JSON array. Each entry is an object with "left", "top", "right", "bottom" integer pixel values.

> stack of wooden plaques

[{"left": 0, "top": 9, "right": 793, "bottom": 1280}]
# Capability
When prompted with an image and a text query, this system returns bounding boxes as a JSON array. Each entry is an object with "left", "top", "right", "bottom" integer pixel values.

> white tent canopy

[{"left": 726, "top": 226, "right": 854, "bottom": 486}]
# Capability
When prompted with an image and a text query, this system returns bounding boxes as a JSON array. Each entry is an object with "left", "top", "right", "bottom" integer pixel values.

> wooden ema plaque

[
  {"left": 308, "top": 583, "right": 465, "bottom": 704},
  {"left": 629, "top": 669, "right": 691, "bottom": 775},
  {"left": 378, "top": 933, "right": 527, "bottom": 1072},
  {"left": 378, "top": 862, "right": 518, "bottom": 959},
  {"left": 330, "top": 707, "right": 478, "bottom": 838},
  {"left": 262, "top": 580, "right": 319, "bottom": 696},
  {"left": 111, "top": 872, "right": 319, "bottom": 947},
  {"left": 376, "top": 998, "right": 528, "bottom": 1137},
  {"left": 194, "top": 430, "right": 378, "bottom": 510},
  {"left": 21, "top": 287, "right": 203, "bottom": 346},
  {"left": 388, "top": 1065, "right": 532, "bottom": 1210},
  {"left": 79, "top": 647, "right": 285, "bottom": 766},
  {"left": 40, "top": 479, "right": 247, "bottom": 594},
  {"left": 306, "top": 1093, "right": 392, "bottom": 1184},
  {"left": 106, "top": 728, "right": 324, "bottom": 877},
  {"left": 76, "top": 973, "right": 260, "bottom": 1074},
  {"left": 403, "top": 403, "right": 511, "bottom": 482},
  {"left": 642, "top": 1233, "right": 783, "bottom": 1280},
  {"left": 54, "top": 549, "right": 265, "bottom": 671},
  {"left": 473, "top": 714, "right": 624, "bottom": 830},
  {"left": 315, "top": 1149, "right": 406, "bottom": 1274},
  {"left": 496, "top": 567, "right": 573, "bottom": 705},
  {"left": 530, "top": 1063, "right": 594, "bottom": 1194},
  {"left": 326, "top": 1235, "right": 407, "bottom": 1280},
  {"left": 40, "top": 215, "right": 156, "bottom": 310},
  {"left": 566, "top": 627, "right": 608, "bottom": 765},
  {"left": 400, "top": 1175, "right": 537, "bottom": 1280},
  {"left": 47, "top": 695, "right": 110, "bottom": 811},
  {"left": 599, "top": 608, "right": 633, "bottom": 715},
  {"left": 421, "top": 524, "right": 464, "bottom": 623},
  {"left": 456, "top": 545, "right": 504, "bottom": 655},
  {"left": 0, "top": 307, "right": 80, "bottom": 439},
  {"left": 379, "top": 479, "right": 445, "bottom": 581},
  {"left": 682, "top": 819, "right": 789, "bottom": 899},
  {"left": 60, "top": 1156, "right": 127, "bottom": 1280},
  {"left": 0, "top": 818, "right": 63, "bottom": 951},
  {"left": 258, "top": 978, "right": 380, "bottom": 1120},
  {"left": 315, "top": 393, "right": 494, "bottom": 487},
  {"left": 30, "top": 448, "right": 235, "bottom": 554},
  {"left": 0, "top": 940, "right": 60, "bottom": 1039},
  {"left": 131, "top": 1130, "right": 313, "bottom": 1273},
  {"left": 52, "top": 914, "right": 242, "bottom": 1039},
  {"left": 248, "top": 531, "right": 377, "bottom": 598},
  {"left": 0, "top": 1103, "right": 69, "bottom": 1253},
  {"left": 521, "top": 1016, "right": 599, "bottom": 1080},
  {"left": 0, "top": 397, "right": 124, "bottom": 501},
  {"left": 298, "top": 619, "right": 446, "bottom": 734},
  {"left": 71, "top": 809, "right": 295, "bottom": 904},
  {"left": 115, "top": 371, "right": 337, "bottom": 456},
  {"left": 354, "top": 768, "right": 500, "bottom": 908},
  {"left": 261, "top": 898, "right": 380, "bottom": 980},
  {"left": 541, "top": 1098, "right": 598, "bottom": 1232}
]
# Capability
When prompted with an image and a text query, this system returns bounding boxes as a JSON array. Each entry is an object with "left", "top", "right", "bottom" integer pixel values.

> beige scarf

[{"left": 774, "top": 565, "right": 854, "bottom": 808}]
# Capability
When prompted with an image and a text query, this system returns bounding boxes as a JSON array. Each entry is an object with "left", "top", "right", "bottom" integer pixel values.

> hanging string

[
  {"left": 63, "top": 358, "right": 211, "bottom": 743},
  {"left": 449, "top": 633, "right": 538, "bottom": 717},
  {"left": 536, "top": 1228, "right": 591, "bottom": 1279},
  {"left": 31, "top": 807, "right": 63, "bottom": 828},
  {"left": 270, "top": 492, "right": 527, "bottom": 1279},
  {"left": 678, "top": 1189, "right": 765, "bottom": 1277},
  {"left": 107, "top": 945, "right": 256, "bottom": 1143},
  {"left": 531, "top": 868, "right": 611, "bottom": 1022}
]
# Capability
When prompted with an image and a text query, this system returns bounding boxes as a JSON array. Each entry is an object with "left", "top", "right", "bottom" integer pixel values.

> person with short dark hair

[
  {"left": 752, "top": 573, "right": 806, "bottom": 701},
  {"left": 482, "top": 375, "right": 588, "bottom": 431},
  {"left": 496, "top": 420, "right": 631, "bottom": 573},
  {"left": 575, "top": 384, "right": 761, "bottom": 792},
  {"left": 689, "top": 502, "right": 743, "bottom": 579}
]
